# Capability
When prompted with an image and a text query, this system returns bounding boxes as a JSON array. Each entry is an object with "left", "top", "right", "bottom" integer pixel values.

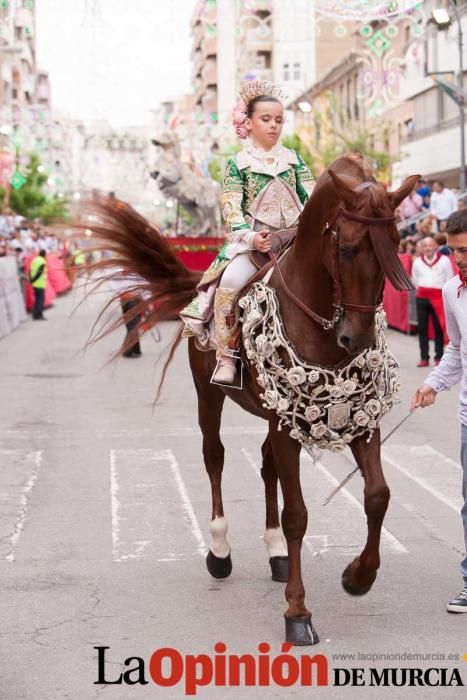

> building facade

[
  {"left": 189, "top": 0, "right": 352, "bottom": 151},
  {"left": 289, "top": 0, "right": 467, "bottom": 188}
]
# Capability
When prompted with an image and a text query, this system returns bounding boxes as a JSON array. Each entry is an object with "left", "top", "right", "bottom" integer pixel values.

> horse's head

[{"left": 326, "top": 169, "right": 420, "bottom": 354}]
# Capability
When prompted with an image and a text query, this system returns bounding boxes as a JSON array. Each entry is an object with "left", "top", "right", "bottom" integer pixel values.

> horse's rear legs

[
  {"left": 261, "top": 436, "right": 288, "bottom": 582},
  {"left": 342, "top": 431, "right": 390, "bottom": 595}
]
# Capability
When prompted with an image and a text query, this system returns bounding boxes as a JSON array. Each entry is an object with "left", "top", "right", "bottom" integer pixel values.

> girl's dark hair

[{"left": 246, "top": 95, "right": 282, "bottom": 118}]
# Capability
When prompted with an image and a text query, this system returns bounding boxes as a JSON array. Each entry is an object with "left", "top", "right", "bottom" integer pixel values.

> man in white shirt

[
  {"left": 412, "top": 210, "right": 467, "bottom": 612},
  {"left": 412, "top": 237, "right": 454, "bottom": 367},
  {"left": 430, "top": 181, "right": 458, "bottom": 231}
]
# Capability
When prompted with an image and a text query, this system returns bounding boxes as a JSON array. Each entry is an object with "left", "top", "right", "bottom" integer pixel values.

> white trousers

[{"left": 220, "top": 253, "right": 258, "bottom": 290}]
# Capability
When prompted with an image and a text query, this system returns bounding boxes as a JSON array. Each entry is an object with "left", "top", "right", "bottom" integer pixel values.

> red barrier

[
  {"left": 47, "top": 253, "right": 72, "bottom": 294},
  {"left": 168, "top": 236, "right": 224, "bottom": 271},
  {"left": 383, "top": 254, "right": 459, "bottom": 337},
  {"left": 382, "top": 253, "right": 414, "bottom": 333},
  {"left": 167, "top": 242, "right": 460, "bottom": 341}
]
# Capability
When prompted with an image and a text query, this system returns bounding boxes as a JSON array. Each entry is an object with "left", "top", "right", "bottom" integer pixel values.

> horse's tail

[{"left": 82, "top": 199, "right": 201, "bottom": 391}]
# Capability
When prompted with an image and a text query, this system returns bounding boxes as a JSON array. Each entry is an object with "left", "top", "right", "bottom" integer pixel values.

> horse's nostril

[{"left": 340, "top": 335, "right": 351, "bottom": 348}]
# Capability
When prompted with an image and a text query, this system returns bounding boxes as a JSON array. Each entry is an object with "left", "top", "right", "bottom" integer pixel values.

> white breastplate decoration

[{"left": 239, "top": 283, "right": 400, "bottom": 451}]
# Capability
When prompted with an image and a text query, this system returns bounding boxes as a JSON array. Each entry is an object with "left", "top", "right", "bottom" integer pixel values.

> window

[
  {"left": 283, "top": 63, "right": 290, "bottom": 81},
  {"left": 293, "top": 62, "right": 301, "bottom": 80}
]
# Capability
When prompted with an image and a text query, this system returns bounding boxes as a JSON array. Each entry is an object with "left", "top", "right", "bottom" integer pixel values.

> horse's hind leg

[
  {"left": 195, "top": 374, "right": 231, "bottom": 579},
  {"left": 342, "top": 431, "right": 390, "bottom": 596},
  {"left": 261, "top": 436, "right": 288, "bottom": 582}
]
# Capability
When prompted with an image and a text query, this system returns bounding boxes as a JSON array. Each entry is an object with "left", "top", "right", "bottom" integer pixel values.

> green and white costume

[{"left": 181, "top": 140, "right": 314, "bottom": 337}]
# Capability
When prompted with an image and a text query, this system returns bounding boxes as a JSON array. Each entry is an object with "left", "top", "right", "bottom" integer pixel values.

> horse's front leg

[
  {"left": 190, "top": 342, "right": 231, "bottom": 580},
  {"left": 268, "top": 421, "right": 319, "bottom": 645},
  {"left": 342, "top": 429, "right": 390, "bottom": 596},
  {"left": 260, "top": 436, "right": 288, "bottom": 583}
]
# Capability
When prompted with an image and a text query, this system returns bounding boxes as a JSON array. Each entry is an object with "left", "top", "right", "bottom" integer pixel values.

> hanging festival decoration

[
  {"left": 10, "top": 167, "right": 26, "bottom": 189},
  {"left": 315, "top": 0, "right": 422, "bottom": 21}
]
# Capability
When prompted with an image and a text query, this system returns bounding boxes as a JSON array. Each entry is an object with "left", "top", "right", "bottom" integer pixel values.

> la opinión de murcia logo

[{"left": 94, "top": 645, "right": 464, "bottom": 694}]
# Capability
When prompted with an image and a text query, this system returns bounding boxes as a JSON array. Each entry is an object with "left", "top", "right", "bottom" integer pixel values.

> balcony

[
  {"left": 251, "top": 0, "right": 273, "bottom": 10},
  {"left": 201, "top": 59, "right": 217, "bottom": 87},
  {"left": 201, "top": 87, "right": 217, "bottom": 114},
  {"left": 191, "top": 21, "right": 204, "bottom": 48},
  {"left": 201, "top": 36, "right": 217, "bottom": 59},
  {"left": 192, "top": 49, "right": 204, "bottom": 75},
  {"left": 244, "top": 27, "right": 272, "bottom": 52}
]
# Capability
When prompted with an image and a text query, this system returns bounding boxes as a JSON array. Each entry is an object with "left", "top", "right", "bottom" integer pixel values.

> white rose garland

[{"left": 240, "top": 283, "right": 400, "bottom": 452}]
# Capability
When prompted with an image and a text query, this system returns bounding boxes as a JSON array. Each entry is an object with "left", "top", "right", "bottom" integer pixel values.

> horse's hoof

[
  {"left": 285, "top": 615, "right": 319, "bottom": 646},
  {"left": 269, "top": 556, "right": 288, "bottom": 582},
  {"left": 341, "top": 562, "right": 376, "bottom": 596},
  {"left": 206, "top": 550, "right": 232, "bottom": 579}
]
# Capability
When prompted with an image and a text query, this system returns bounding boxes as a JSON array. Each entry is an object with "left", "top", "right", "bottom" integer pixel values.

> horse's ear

[
  {"left": 328, "top": 170, "right": 360, "bottom": 209},
  {"left": 389, "top": 175, "right": 420, "bottom": 208}
]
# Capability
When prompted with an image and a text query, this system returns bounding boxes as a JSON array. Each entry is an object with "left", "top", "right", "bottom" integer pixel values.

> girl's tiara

[{"left": 238, "top": 80, "right": 286, "bottom": 106}]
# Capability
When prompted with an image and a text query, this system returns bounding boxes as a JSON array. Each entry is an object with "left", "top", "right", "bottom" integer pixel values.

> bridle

[{"left": 270, "top": 183, "right": 396, "bottom": 331}]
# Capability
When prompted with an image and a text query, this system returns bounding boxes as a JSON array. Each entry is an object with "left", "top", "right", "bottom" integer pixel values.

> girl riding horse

[{"left": 180, "top": 80, "right": 315, "bottom": 385}]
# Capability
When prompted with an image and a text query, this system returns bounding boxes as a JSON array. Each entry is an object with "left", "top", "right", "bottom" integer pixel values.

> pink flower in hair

[{"left": 232, "top": 99, "right": 248, "bottom": 139}]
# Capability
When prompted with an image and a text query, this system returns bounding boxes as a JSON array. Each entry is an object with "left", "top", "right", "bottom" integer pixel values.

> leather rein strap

[{"left": 268, "top": 203, "right": 396, "bottom": 331}]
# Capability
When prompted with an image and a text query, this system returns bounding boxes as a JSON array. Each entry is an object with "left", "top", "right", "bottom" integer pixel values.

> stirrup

[{"left": 210, "top": 355, "right": 243, "bottom": 390}]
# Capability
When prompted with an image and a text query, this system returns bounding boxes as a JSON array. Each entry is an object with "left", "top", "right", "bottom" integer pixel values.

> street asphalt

[{"left": 0, "top": 285, "right": 466, "bottom": 699}]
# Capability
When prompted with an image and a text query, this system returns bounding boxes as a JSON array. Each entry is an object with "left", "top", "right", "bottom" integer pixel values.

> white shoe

[{"left": 212, "top": 355, "right": 237, "bottom": 385}]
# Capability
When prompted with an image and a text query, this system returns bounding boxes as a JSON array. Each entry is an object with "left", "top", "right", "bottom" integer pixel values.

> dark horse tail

[{"left": 83, "top": 199, "right": 201, "bottom": 393}]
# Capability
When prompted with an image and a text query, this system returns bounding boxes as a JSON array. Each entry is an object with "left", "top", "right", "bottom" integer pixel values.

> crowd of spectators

[
  {"left": 397, "top": 178, "right": 466, "bottom": 257},
  {"left": 0, "top": 211, "right": 63, "bottom": 260}
]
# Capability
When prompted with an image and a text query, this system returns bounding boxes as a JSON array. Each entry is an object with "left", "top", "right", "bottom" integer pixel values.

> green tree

[
  {"left": 316, "top": 95, "right": 396, "bottom": 182},
  {"left": 208, "top": 143, "right": 241, "bottom": 184},
  {"left": 0, "top": 153, "right": 69, "bottom": 224},
  {"left": 282, "top": 133, "right": 315, "bottom": 172}
]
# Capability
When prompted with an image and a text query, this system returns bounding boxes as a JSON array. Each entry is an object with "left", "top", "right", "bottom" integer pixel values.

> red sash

[
  {"left": 458, "top": 272, "right": 467, "bottom": 297},
  {"left": 421, "top": 253, "right": 443, "bottom": 267},
  {"left": 416, "top": 287, "right": 447, "bottom": 343},
  {"left": 420, "top": 252, "right": 442, "bottom": 268}
]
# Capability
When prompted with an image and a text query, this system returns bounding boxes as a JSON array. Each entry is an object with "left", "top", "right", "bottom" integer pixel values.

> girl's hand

[{"left": 253, "top": 230, "right": 272, "bottom": 253}]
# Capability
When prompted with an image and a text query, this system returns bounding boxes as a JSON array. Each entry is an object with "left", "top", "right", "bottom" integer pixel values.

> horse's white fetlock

[
  {"left": 209, "top": 516, "right": 230, "bottom": 558},
  {"left": 264, "top": 527, "right": 287, "bottom": 557}
]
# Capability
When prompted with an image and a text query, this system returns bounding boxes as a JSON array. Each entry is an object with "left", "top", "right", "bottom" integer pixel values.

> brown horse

[{"left": 87, "top": 154, "right": 419, "bottom": 646}]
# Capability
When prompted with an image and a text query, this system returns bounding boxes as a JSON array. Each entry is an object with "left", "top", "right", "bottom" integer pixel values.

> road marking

[
  {"left": 415, "top": 444, "right": 462, "bottom": 472},
  {"left": 4, "top": 425, "right": 268, "bottom": 440},
  {"left": 165, "top": 448, "right": 207, "bottom": 557},
  {"left": 110, "top": 449, "right": 207, "bottom": 562},
  {"left": 382, "top": 448, "right": 462, "bottom": 514},
  {"left": 242, "top": 447, "right": 407, "bottom": 555},
  {"left": 308, "top": 457, "right": 408, "bottom": 554},
  {"left": 0, "top": 450, "right": 42, "bottom": 562},
  {"left": 241, "top": 448, "right": 331, "bottom": 557},
  {"left": 109, "top": 449, "right": 121, "bottom": 561},
  {"left": 243, "top": 445, "right": 408, "bottom": 554}
]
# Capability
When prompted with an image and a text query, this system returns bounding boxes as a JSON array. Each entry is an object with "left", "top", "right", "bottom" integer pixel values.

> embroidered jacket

[{"left": 221, "top": 142, "right": 315, "bottom": 258}]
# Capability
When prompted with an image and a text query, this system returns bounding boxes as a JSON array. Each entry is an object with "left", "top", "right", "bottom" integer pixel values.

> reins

[{"left": 269, "top": 203, "right": 395, "bottom": 331}]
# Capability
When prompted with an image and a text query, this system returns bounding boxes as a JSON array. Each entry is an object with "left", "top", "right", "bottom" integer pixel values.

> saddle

[{"left": 249, "top": 227, "right": 297, "bottom": 269}]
